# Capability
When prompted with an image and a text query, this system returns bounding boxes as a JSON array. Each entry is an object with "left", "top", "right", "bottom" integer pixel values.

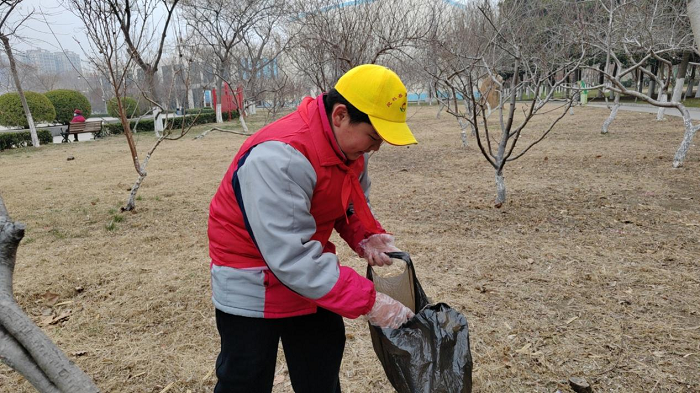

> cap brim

[{"left": 369, "top": 116, "right": 417, "bottom": 146}]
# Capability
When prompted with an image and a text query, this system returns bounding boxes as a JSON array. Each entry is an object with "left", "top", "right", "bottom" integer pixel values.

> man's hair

[{"left": 324, "top": 88, "right": 370, "bottom": 124}]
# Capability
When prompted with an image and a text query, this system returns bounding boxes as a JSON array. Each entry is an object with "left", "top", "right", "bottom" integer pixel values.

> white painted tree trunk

[
  {"left": 671, "top": 78, "right": 685, "bottom": 103},
  {"left": 672, "top": 53, "right": 690, "bottom": 104},
  {"left": 457, "top": 118, "right": 469, "bottom": 147},
  {"left": 495, "top": 171, "right": 506, "bottom": 207},
  {"left": 1, "top": 36, "right": 39, "bottom": 147},
  {"left": 153, "top": 108, "right": 164, "bottom": 136},
  {"left": 215, "top": 103, "right": 223, "bottom": 123},
  {"left": 657, "top": 89, "right": 668, "bottom": 120},
  {"left": 0, "top": 199, "right": 99, "bottom": 392},
  {"left": 239, "top": 112, "right": 249, "bottom": 134},
  {"left": 688, "top": 0, "right": 700, "bottom": 53},
  {"left": 672, "top": 107, "right": 700, "bottom": 167},
  {"left": 695, "top": 79, "right": 700, "bottom": 98},
  {"left": 187, "top": 89, "right": 195, "bottom": 109},
  {"left": 602, "top": 92, "right": 620, "bottom": 134}
]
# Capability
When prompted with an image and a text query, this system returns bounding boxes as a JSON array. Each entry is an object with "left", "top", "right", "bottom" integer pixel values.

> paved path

[{"left": 587, "top": 103, "right": 700, "bottom": 120}]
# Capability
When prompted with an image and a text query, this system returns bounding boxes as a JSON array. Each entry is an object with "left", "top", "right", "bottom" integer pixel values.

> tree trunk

[
  {"left": 685, "top": 65, "right": 695, "bottom": 99},
  {"left": 671, "top": 52, "right": 690, "bottom": 103},
  {"left": 238, "top": 112, "right": 249, "bottom": 133},
  {"left": 0, "top": 197, "right": 99, "bottom": 392},
  {"left": 649, "top": 63, "right": 658, "bottom": 97},
  {"left": 689, "top": 0, "right": 700, "bottom": 54},
  {"left": 1, "top": 36, "right": 39, "bottom": 147},
  {"left": 637, "top": 68, "right": 644, "bottom": 94},
  {"left": 495, "top": 170, "right": 506, "bottom": 207},
  {"left": 216, "top": 64, "right": 226, "bottom": 124},
  {"left": 457, "top": 118, "right": 469, "bottom": 147},
  {"left": 123, "top": 172, "right": 146, "bottom": 212},
  {"left": 145, "top": 71, "right": 163, "bottom": 137},
  {"left": 672, "top": 106, "right": 700, "bottom": 168},
  {"left": 602, "top": 91, "right": 620, "bottom": 134},
  {"left": 657, "top": 65, "right": 669, "bottom": 120},
  {"left": 187, "top": 88, "right": 195, "bottom": 109},
  {"left": 597, "top": 63, "right": 605, "bottom": 98},
  {"left": 122, "top": 137, "right": 164, "bottom": 211}
]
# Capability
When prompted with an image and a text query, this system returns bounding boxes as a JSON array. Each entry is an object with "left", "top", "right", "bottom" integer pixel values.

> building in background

[{"left": 20, "top": 48, "right": 83, "bottom": 75}]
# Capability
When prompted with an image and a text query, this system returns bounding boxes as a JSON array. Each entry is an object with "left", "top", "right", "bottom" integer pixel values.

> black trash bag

[{"left": 367, "top": 252, "right": 473, "bottom": 393}]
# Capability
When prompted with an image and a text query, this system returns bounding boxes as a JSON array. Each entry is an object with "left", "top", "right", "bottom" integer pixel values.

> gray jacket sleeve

[{"left": 236, "top": 141, "right": 341, "bottom": 300}]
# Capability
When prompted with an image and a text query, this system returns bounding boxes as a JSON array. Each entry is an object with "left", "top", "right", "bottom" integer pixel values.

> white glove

[
  {"left": 366, "top": 292, "right": 414, "bottom": 329},
  {"left": 359, "top": 233, "right": 400, "bottom": 266}
]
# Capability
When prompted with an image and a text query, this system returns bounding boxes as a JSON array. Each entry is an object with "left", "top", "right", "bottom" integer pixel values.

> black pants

[{"left": 214, "top": 308, "right": 345, "bottom": 393}]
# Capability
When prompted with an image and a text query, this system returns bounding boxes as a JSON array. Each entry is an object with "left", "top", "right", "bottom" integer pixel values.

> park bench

[{"left": 61, "top": 121, "right": 103, "bottom": 143}]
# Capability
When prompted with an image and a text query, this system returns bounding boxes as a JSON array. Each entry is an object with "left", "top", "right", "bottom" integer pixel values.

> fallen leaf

[
  {"left": 42, "top": 291, "right": 60, "bottom": 306},
  {"left": 39, "top": 315, "right": 54, "bottom": 326},
  {"left": 71, "top": 350, "right": 88, "bottom": 357}
]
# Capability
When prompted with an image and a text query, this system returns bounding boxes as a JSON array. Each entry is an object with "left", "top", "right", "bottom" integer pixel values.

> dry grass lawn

[{"left": 1, "top": 104, "right": 699, "bottom": 392}]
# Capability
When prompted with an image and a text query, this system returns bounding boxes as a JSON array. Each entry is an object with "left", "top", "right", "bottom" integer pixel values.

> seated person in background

[
  {"left": 70, "top": 109, "right": 86, "bottom": 141},
  {"left": 71, "top": 109, "right": 86, "bottom": 123}
]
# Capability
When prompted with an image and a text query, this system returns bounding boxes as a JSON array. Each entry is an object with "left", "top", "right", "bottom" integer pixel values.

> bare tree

[
  {"left": 285, "top": 0, "right": 434, "bottom": 91},
  {"left": 584, "top": 0, "right": 692, "bottom": 131},
  {"left": 1, "top": 194, "right": 99, "bottom": 392},
  {"left": 0, "top": 0, "right": 39, "bottom": 147},
  {"left": 106, "top": 0, "right": 180, "bottom": 136},
  {"left": 426, "top": 0, "right": 584, "bottom": 206},
  {"left": 234, "top": 0, "right": 291, "bottom": 117},
  {"left": 183, "top": 0, "right": 276, "bottom": 132},
  {"left": 583, "top": 0, "right": 698, "bottom": 167}
]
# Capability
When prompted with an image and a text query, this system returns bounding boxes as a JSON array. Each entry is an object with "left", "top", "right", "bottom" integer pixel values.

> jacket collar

[{"left": 299, "top": 95, "right": 348, "bottom": 167}]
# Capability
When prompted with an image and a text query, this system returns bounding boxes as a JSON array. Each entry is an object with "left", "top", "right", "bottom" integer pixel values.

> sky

[{"left": 13, "top": 0, "right": 88, "bottom": 56}]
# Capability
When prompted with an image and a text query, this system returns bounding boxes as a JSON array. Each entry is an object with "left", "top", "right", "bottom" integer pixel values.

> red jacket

[{"left": 209, "top": 95, "right": 384, "bottom": 318}]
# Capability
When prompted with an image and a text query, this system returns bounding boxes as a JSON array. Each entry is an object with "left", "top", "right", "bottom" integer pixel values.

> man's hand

[
  {"left": 366, "top": 292, "right": 414, "bottom": 329},
  {"left": 359, "top": 233, "right": 400, "bottom": 266}
]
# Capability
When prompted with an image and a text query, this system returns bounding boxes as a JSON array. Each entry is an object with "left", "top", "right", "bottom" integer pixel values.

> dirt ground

[{"left": 1, "top": 104, "right": 699, "bottom": 393}]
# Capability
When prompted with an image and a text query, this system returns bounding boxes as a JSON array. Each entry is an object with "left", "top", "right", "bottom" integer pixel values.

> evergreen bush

[
  {"left": 0, "top": 129, "right": 52, "bottom": 150},
  {"left": 0, "top": 92, "right": 56, "bottom": 128},
  {"left": 44, "top": 90, "right": 91, "bottom": 124},
  {"left": 103, "top": 112, "right": 219, "bottom": 135}
]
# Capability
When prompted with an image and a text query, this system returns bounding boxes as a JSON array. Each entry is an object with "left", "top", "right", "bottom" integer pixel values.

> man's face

[{"left": 331, "top": 104, "right": 383, "bottom": 161}]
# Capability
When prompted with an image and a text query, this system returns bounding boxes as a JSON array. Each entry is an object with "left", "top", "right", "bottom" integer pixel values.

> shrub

[
  {"left": 185, "top": 107, "right": 215, "bottom": 114},
  {"left": 106, "top": 97, "right": 144, "bottom": 118},
  {"left": 102, "top": 112, "right": 221, "bottom": 135},
  {"left": 0, "top": 92, "right": 56, "bottom": 128},
  {"left": 44, "top": 89, "right": 91, "bottom": 124},
  {"left": 0, "top": 129, "right": 52, "bottom": 150}
]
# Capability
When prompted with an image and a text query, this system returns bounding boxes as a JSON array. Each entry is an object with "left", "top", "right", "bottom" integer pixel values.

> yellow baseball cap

[{"left": 335, "top": 64, "right": 417, "bottom": 146}]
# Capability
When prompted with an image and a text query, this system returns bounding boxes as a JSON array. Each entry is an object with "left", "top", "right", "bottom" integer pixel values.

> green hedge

[
  {"left": 44, "top": 89, "right": 91, "bottom": 124},
  {"left": 184, "top": 107, "right": 241, "bottom": 121},
  {"left": 185, "top": 107, "right": 215, "bottom": 114},
  {"left": 0, "top": 129, "right": 53, "bottom": 150},
  {"left": 0, "top": 92, "right": 56, "bottom": 128},
  {"left": 103, "top": 112, "right": 222, "bottom": 135}
]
